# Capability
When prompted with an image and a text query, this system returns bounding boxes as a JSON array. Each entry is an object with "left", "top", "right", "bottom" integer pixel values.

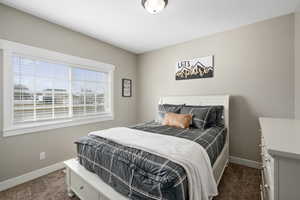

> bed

[{"left": 64, "top": 95, "right": 230, "bottom": 200}]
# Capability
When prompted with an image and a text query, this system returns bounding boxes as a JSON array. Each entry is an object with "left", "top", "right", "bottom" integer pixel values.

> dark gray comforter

[{"left": 75, "top": 121, "right": 226, "bottom": 200}]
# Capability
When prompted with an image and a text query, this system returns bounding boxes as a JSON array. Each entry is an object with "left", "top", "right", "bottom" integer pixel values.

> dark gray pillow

[
  {"left": 206, "top": 106, "right": 224, "bottom": 127},
  {"left": 157, "top": 104, "right": 183, "bottom": 123},
  {"left": 180, "top": 105, "right": 224, "bottom": 129},
  {"left": 180, "top": 106, "right": 211, "bottom": 129}
]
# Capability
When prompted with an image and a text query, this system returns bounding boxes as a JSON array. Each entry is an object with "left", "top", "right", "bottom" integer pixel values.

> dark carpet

[{"left": 0, "top": 163, "right": 261, "bottom": 200}]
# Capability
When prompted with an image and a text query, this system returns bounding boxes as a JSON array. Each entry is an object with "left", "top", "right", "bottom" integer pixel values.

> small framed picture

[{"left": 122, "top": 79, "right": 132, "bottom": 97}]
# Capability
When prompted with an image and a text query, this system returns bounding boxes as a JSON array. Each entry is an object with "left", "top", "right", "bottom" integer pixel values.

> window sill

[{"left": 3, "top": 114, "right": 114, "bottom": 137}]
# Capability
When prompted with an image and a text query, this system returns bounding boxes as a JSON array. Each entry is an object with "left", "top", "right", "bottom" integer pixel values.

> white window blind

[{"left": 13, "top": 55, "right": 109, "bottom": 124}]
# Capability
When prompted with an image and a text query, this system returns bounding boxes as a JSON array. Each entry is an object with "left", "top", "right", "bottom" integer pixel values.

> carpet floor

[{"left": 0, "top": 163, "right": 261, "bottom": 200}]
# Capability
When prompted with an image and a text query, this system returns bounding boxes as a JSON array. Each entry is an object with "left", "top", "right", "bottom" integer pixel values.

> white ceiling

[{"left": 1, "top": 0, "right": 300, "bottom": 54}]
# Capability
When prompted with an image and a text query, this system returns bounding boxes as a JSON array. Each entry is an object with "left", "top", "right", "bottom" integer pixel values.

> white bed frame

[
  {"left": 65, "top": 95, "right": 230, "bottom": 200},
  {"left": 159, "top": 95, "right": 230, "bottom": 185}
]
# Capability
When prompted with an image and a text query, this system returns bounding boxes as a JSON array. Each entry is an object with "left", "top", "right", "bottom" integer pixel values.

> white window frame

[{"left": 0, "top": 39, "right": 115, "bottom": 137}]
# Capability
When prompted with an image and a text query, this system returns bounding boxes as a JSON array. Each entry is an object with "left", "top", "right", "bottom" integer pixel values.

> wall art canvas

[
  {"left": 122, "top": 79, "right": 132, "bottom": 97},
  {"left": 175, "top": 56, "right": 214, "bottom": 80}
]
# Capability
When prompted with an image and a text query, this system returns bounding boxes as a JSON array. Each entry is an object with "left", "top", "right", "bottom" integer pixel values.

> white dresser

[{"left": 259, "top": 118, "right": 300, "bottom": 200}]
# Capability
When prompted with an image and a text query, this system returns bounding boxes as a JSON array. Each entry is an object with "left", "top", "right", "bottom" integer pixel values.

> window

[
  {"left": 13, "top": 55, "right": 109, "bottom": 123},
  {"left": 1, "top": 40, "right": 114, "bottom": 136},
  {"left": 71, "top": 67, "right": 108, "bottom": 117}
]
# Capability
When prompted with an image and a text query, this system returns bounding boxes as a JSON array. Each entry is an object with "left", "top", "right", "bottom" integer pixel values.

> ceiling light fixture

[{"left": 141, "top": 0, "right": 168, "bottom": 14}]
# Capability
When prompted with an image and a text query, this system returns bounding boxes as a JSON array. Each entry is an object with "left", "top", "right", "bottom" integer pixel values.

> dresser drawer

[
  {"left": 261, "top": 169, "right": 275, "bottom": 200},
  {"left": 260, "top": 140, "right": 274, "bottom": 187},
  {"left": 260, "top": 170, "right": 268, "bottom": 200},
  {"left": 262, "top": 167, "right": 274, "bottom": 200},
  {"left": 263, "top": 155, "right": 274, "bottom": 180},
  {"left": 260, "top": 184, "right": 267, "bottom": 200},
  {"left": 260, "top": 133, "right": 274, "bottom": 200},
  {"left": 70, "top": 171, "right": 99, "bottom": 200}
]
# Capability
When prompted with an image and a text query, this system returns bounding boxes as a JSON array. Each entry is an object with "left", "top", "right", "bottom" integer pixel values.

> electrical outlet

[{"left": 40, "top": 152, "right": 46, "bottom": 160}]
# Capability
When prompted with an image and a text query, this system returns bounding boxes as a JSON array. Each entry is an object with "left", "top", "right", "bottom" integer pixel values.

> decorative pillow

[
  {"left": 180, "top": 106, "right": 211, "bottom": 129},
  {"left": 157, "top": 104, "right": 183, "bottom": 123},
  {"left": 206, "top": 106, "right": 224, "bottom": 127},
  {"left": 163, "top": 112, "right": 192, "bottom": 129},
  {"left": 180, "top": 105, "right": 224, "bottom": 129}
]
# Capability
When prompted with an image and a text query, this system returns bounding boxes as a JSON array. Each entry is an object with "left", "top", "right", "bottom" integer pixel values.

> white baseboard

[
  {"left": 230, "top": 156, "right": 261, "bottom": 169},
  {"left": 0, "top": 162, "right": 65, "bottom": 192}
]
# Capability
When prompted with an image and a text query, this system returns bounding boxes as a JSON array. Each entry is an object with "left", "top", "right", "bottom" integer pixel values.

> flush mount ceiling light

[{"left": 142, "top": 0, "right": 168, "bottom": 14}]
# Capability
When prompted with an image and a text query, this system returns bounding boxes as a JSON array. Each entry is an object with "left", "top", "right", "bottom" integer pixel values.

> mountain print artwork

[{"left": 176, "top": 56, "right": 214, "bottom": 80}]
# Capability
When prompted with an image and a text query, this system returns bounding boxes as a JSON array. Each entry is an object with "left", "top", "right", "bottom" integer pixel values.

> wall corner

[{"left": 295, "top": 11, "right": 300, "bottom": 119}]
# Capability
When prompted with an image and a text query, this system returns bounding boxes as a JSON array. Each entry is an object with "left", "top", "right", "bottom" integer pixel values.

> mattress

[{"left": 75, "top": 122, "right": 226, "bottom": 200}]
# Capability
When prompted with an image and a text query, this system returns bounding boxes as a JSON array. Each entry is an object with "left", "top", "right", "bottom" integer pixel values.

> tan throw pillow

[{"left": 163, "top": 112, "right": 192, "bottom": 129}]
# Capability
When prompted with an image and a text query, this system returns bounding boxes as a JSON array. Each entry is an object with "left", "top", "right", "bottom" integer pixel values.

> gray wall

[
  {"left": 0, "top": 4, "right": 137, "bottom": 181},
  {"left": 295, "top": 11, "right": 300, "bottom": 119},
  {"left": 0, "top": 3, "right": 297, "bottom": 182},
  {"left": 137, "top": 14, "right": 295, "bottom": 162}
]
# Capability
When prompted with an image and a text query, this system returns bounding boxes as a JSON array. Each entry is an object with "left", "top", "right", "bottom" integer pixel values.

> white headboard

[{"left": 159, "top": 95, "right": 230, "bottom": 130}]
